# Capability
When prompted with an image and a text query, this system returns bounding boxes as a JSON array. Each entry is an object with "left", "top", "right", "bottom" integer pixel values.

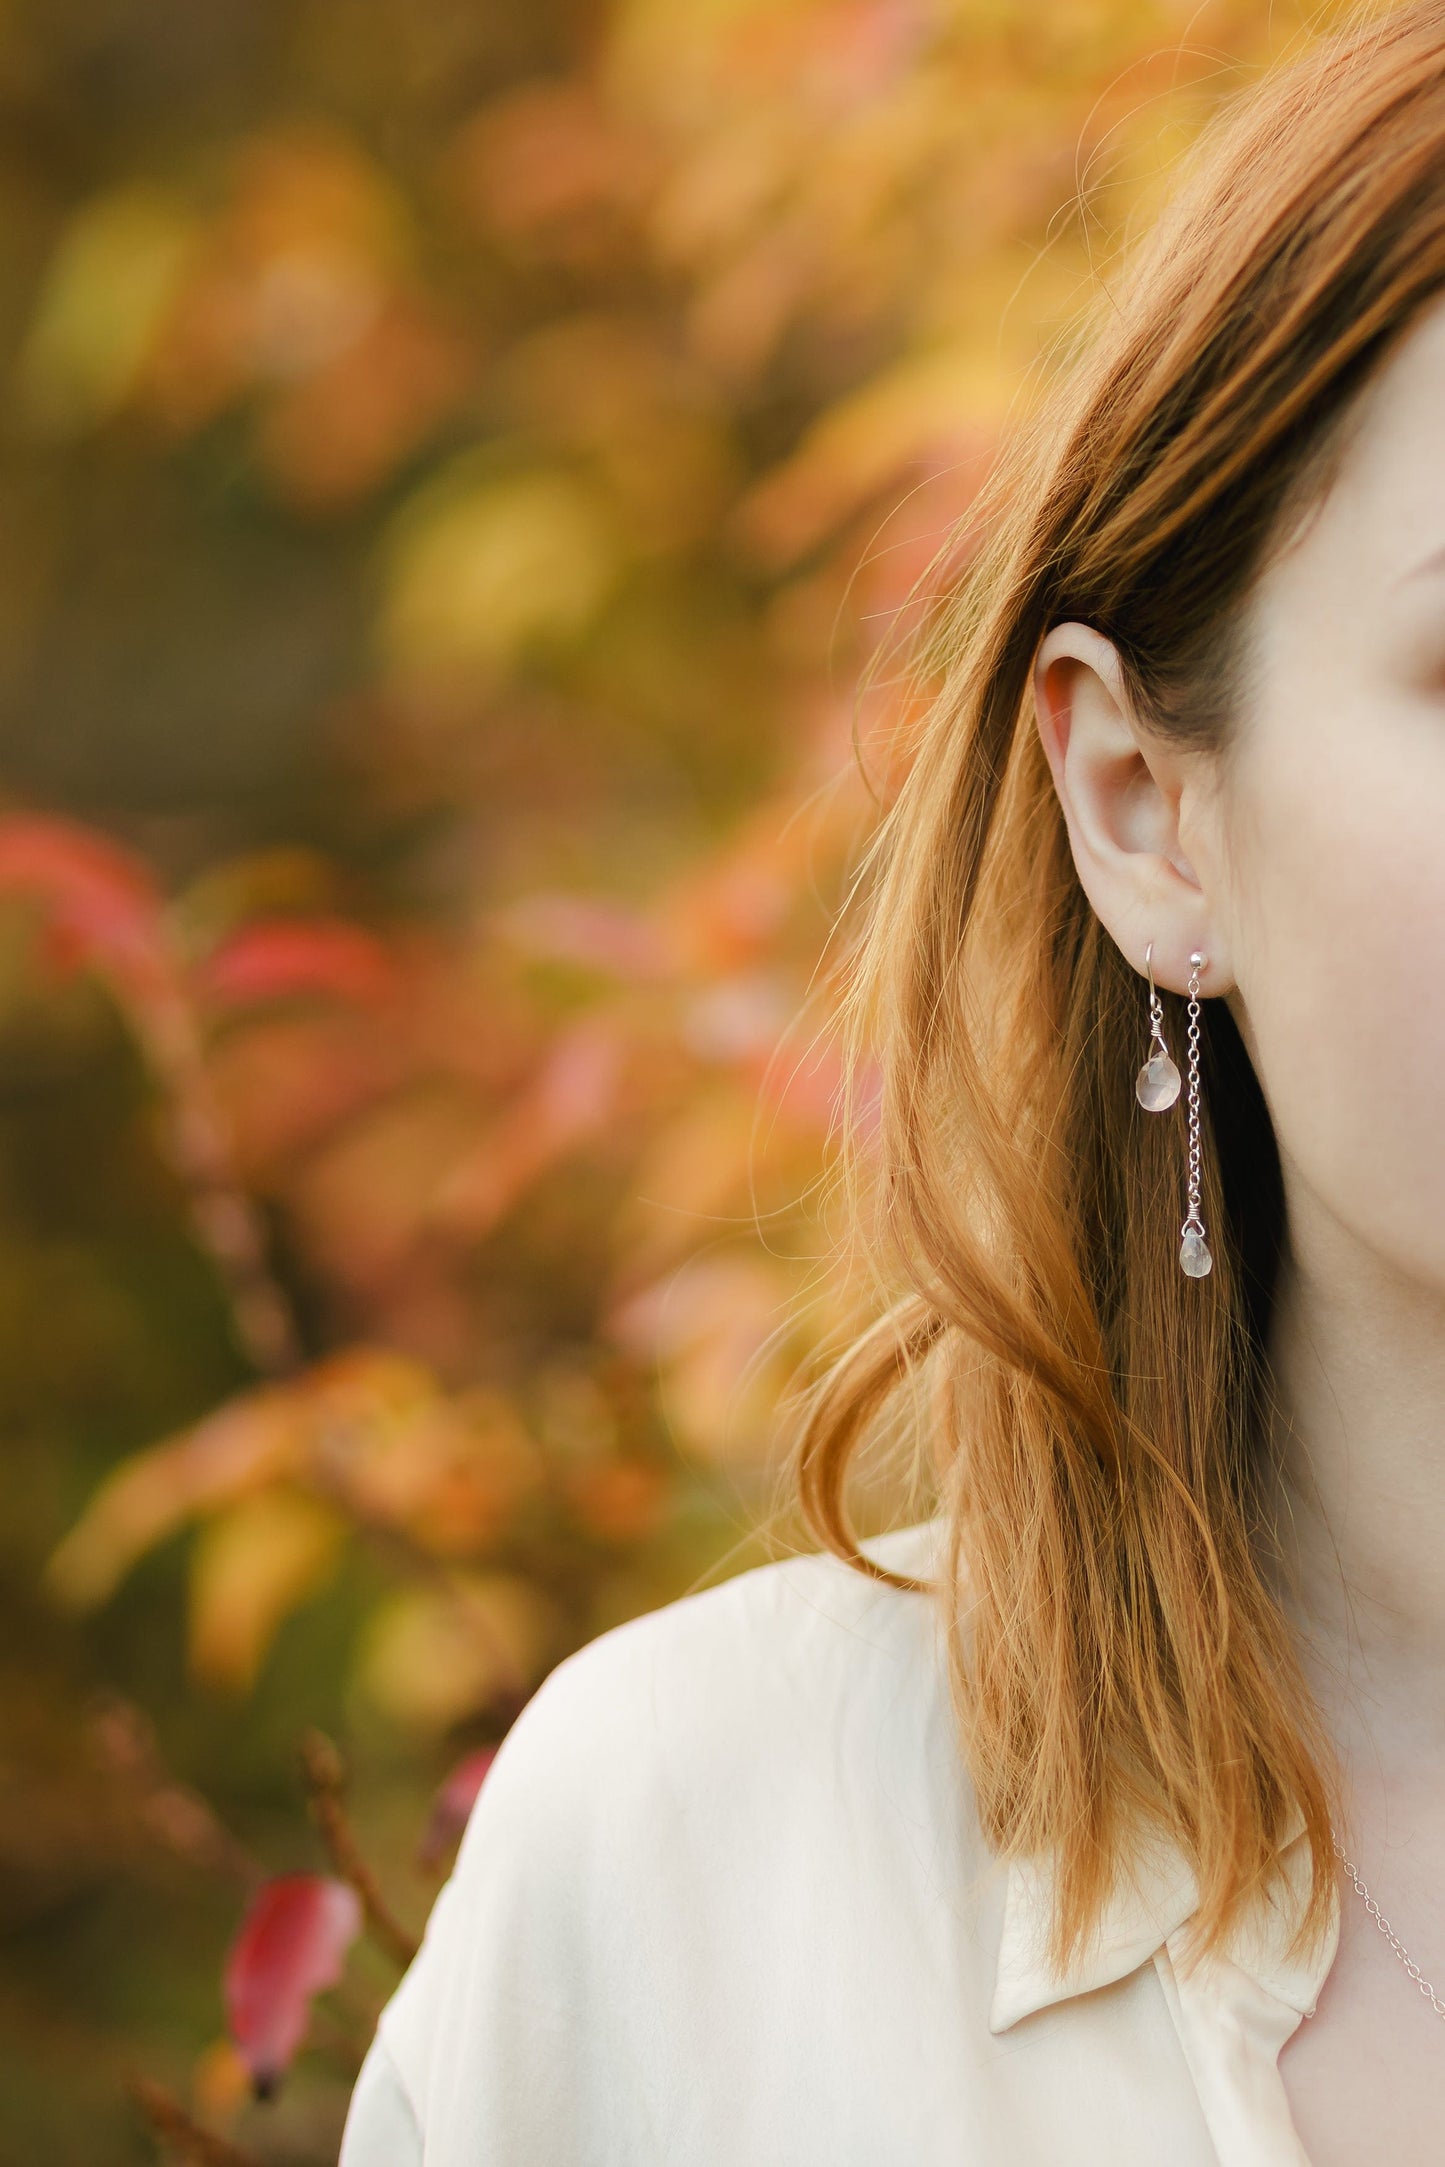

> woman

[{"left": 338, "top": 6, "right": 1445, "bottom": 2160}]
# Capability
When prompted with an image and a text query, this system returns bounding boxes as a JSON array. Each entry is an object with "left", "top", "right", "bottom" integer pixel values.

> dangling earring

[
  {"left": 1178, "top": 953, "right": 1213, "bottom": 1282},
  {"left": 1134, "top": 941, "right": 1181, "bottom": 1111},
  {"left": 1134, "top": 943, "right": 1213, "bottom": 1278}
]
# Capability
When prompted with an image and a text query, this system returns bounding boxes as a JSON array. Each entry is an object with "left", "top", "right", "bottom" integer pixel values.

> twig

[
  {"left": 126, "top": 2075, "right": 267, "bottom": 2167},
  {"left": 301, "top": 1997, "right": 373, "bottom": 2077},
  {"left": 298, "top": 1730, "right": 419, "bottom": 1969},
  {"left": 137, "top": 971, "right": 304, "bottom": 1378},
  {"left": 86, "top": 1689, "right": 263, "bottom": 1889}
]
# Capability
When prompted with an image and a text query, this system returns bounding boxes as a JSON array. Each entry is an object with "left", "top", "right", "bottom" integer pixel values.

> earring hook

[{"left": 1145, "top": 943, "right": 1210, "bottom": 999}]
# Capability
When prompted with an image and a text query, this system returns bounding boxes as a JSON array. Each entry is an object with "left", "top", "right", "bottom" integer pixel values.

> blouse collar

[{"left": 988, "top": 1805, "right": 1339, "bottom": 2034}]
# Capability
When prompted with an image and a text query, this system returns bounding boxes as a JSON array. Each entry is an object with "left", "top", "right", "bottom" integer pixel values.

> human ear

[{"left": 1030, "top": 620, "right": 1232, "bottom": 998}]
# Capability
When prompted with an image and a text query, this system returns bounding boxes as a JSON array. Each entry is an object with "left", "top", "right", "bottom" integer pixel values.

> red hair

[{"left": 788, "top": 0, "right": 1445, "bottom": 1972}]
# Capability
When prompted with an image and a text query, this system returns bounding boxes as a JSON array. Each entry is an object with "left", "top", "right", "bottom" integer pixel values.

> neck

[{"left": 1264, "top": 1190, "right": 1445, "bottom": 1763}]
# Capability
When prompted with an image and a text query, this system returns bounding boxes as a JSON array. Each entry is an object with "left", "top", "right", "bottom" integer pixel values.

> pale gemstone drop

[
  {"left": 1180, "top": 1226, "right": 1213, "bottom": 1276},
  {"left": 1135, "top": 1053, "right": 1181, "bottom": 1111}
]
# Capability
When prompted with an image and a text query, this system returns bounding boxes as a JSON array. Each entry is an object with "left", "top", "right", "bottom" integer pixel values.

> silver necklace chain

[{"left": 1331, "top": 1831, "right": 1445, "bottom": 2022}]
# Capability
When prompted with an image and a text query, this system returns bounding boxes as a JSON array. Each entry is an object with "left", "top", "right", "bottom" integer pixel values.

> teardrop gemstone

[
  {"left": 1136, "top": 1053, "right": 1181, "bottom": 1111},
  {"left": 1179, "top": 1226, "right": 1213, "bottom": 1276}
]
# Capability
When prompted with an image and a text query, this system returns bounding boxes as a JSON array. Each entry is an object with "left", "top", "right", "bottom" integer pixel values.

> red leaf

[
  {"left": 223, "top": 1872, "right": 362, "bottom": 2098},
  {"left": 196, "top": 918, "right": 401, "bottom": 1010},
  {"left": 417, "top": 1744, "right": 498, "bottom": 1870},
  {"left": 0, "top": 814, "right": 167, "bottom": 992}
]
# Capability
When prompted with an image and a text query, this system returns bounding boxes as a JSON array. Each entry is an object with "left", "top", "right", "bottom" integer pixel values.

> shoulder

[
  {"left": 373, "top": 1514, "right": 961, "bottom": 2121},
  {"left": 441, "top": 1516, "right": 953, "bottom": 1889},
  {"left": 470, "top": 1514, "right": 948, "bottom": 1825},
  {"left": 543, "top": 1509, "right": 942, "bottom": 1696}
]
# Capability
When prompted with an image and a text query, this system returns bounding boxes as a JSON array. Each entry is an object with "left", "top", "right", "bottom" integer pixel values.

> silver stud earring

[{"left": 1135, "top": 942, "right": 1213, "bottom": 1278}]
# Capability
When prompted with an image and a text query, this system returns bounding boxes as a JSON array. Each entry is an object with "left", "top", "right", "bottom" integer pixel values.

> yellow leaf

[
  {"left": 354, "top": 1572, "right": 558, "bottom": 1735},
  {"left": 187, "top": 1490, "right": 346, "bottom": 1694},
  {"left": 378, "top": 458, "right": 619, "bottom": 678},
  {"left": 15, "top": 186, "right": 197, "bottom": 435}
]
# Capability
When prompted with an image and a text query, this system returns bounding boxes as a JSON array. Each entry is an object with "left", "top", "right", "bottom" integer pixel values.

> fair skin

[{"left": 1031, "top": 284, "right": 1445, "bottom": 2164}]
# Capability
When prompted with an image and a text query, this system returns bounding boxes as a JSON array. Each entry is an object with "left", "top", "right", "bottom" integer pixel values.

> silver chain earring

[{"left": 1134, "top": 942, "right": 1213, "bottom": 1278}]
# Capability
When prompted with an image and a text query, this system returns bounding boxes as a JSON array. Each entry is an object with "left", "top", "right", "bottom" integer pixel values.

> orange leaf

[
  {"left": 191, "top": 2036, "right": 252, "bottom": 2121},
  {"left": 606, "top": 1252, "right": 799, "bottom": 1464},
  {"left": 43, "top": 1389, "right": 308, "bottom": 1610},
  {"left": 42, "top": 1346, "right": 439, "bottom": 1609},
  {"left": 564, "top": 1457, "right": 670, "bottom": 1544},
  {"left": 331, "top": 1385, "right": 542, "bottom": 1555},
  {"left": 429, "top": 1016, "right": 627, "bottom": 1236}
]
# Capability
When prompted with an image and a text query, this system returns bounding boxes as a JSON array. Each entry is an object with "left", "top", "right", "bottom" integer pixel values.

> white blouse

[{"left": 337, "top": 1514, "right": 1340, "bottom": 2165}]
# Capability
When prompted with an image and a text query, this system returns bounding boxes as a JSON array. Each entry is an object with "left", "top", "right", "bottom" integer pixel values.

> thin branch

[
  {"left": 86, "top": 1689, "right": 263, "bottom": 1889},
  {"left": 135, "top": 968, "right": 304, "bottom": 1378},
  {"left": 126, "top": 2076, "right": 267, "bottom": 2167},
  {"left": 299, "top": 1730, "right": 419, "bottom": 1970}
]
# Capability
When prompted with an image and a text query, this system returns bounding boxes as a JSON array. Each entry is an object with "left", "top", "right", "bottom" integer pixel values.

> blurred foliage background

[{"left": 0, "top": 0, "right": 1379, "bottom": 2157}]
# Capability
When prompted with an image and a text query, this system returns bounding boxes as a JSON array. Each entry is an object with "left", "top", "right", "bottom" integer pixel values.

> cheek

[{"left": 1229, "top": 720, "right": 1445, "bottom": 1274}]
